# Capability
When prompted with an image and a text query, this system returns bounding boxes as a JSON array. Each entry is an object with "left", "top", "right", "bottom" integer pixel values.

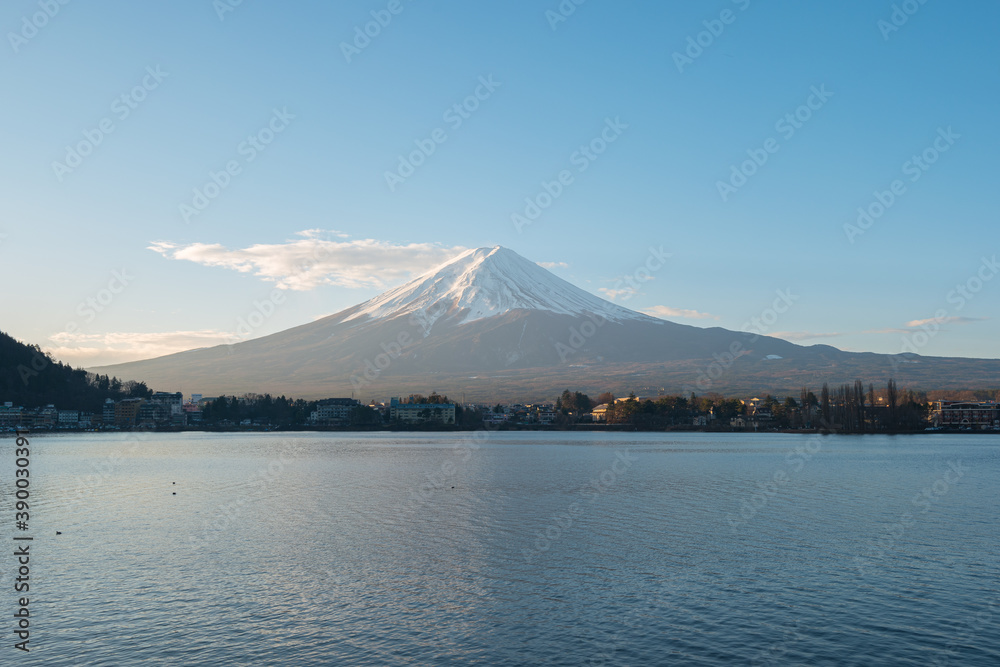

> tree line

[
  {"left": 553, "top": 379, "right": 930, "bottom": 432},
  {"left": 0, "top": 331, "right": 152, "bottom": 411}
]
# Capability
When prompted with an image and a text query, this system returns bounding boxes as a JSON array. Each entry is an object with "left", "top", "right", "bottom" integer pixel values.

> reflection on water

[{"left": 2, "top": 431, "right": 998, "bottom": 665}]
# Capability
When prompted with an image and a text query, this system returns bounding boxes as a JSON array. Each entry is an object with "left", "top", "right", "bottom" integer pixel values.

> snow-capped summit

[
  {"left": 90, "top": 242, "right": 1000, "bottom": 402},
  {"left": 342, "top": 246, "right": 655, "bottom": 328}
]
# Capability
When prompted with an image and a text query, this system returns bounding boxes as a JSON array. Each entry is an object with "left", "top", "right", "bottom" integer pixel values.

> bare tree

[
  {"left": 821, "top": 383, "right": 831, "bottom": 427},
  {"left": 887, "top": 379, "right": 898, "bottom": 431}
]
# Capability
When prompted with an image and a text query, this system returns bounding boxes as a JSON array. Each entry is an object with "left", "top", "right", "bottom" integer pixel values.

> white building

[
  {"left": 58, "top": 410, "right": 79, "bottom": 425},
  {"left": 389, "top": 398, "right": 455, "bottom": 424},
  {"left": 310, "top": 398, "right": 360, "bottom": 425},
  {"left": 150, "top": 392, "right": 184, "bottom": 416}
]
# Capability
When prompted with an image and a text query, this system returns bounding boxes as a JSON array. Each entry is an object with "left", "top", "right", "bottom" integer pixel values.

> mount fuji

[
  {"left": 91, "top": 246, "right": 1000, "bottom": 400},
  {"left": 339, "top": 245, "right": 656, "bottom": 326}
]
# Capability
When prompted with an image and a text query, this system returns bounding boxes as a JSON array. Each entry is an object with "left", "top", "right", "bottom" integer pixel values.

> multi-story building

[
  {"left": 137, "top": 402, "right": 168, "bottom": 427},
  {"left": 115, "top": 398, "right": 144, "bottom": 427},
  {"left": 0, "top": 403, "right": 23, "bottom": 429},
  {"left": 310, "top": 398, "right": 360, "bottom": 425},
  {"left": 389, "top": 398, "right": 455, "bottom": 424},
  {"left": 183, "top": 402, "right": 203, "bottom": 424},
  {"left": 103, "top": 399, "right": 116, "bottom": 426},
  {"left": 932, "top": 401, "right": 1000, "bottom": 429},
  {"left": 150, "top": 392, "right": 184, "bottom": 419},
  {"left": 37, "top": 405, "right": 58, "bottom": 429},
  {"left": 57, "top": 410, "right": 80, "bottom": 426}
]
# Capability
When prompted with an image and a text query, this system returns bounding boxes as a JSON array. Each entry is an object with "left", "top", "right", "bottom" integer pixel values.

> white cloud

[
  {"left": 905, "top": 316, "right": 987, "bottom": 327},
  {"left": 148, "top": 233, "right": 468, "bottom": 290},
  {"left": 537, "top": 261, "right": 569, "bottom": 269},
  {"left": 47, "top": 330, "right": 236, "bottom": 367},
  {"left": 598, "top": 287, "right": 639, "bottom": 301},
  {"left": 641, "top": 305, "right": 720, "bottom": 321}
]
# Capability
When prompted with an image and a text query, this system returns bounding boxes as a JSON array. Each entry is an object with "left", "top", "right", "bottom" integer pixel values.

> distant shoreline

[{"left": 3, "top": 425, "right": 996, "bottom": 437}]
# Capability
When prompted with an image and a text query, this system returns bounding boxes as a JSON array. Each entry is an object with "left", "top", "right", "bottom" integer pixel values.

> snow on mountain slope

[
  {"left": 340, "top": 246, "right": 658, "bottom": 328},
  {"left": 88, "top": 244, "right": 1000, "bottom": 400}
]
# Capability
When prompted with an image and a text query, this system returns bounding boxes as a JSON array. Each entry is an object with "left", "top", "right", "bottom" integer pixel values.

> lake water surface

[{"left": 3, "top": 431, "right": 998, "bottom": 665}]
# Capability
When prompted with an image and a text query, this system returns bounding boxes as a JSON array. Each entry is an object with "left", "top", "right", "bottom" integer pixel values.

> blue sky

[{"left": 1, "top": 0, "right": 997, "bottom": 366}]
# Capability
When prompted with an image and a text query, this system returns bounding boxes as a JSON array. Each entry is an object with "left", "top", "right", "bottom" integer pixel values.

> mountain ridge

[
  {"left": 333, "top": 245, "right": 658, "bottom": 329},
  {"left": 88, "top": 246, "right": 1000, "bottom": 401}
]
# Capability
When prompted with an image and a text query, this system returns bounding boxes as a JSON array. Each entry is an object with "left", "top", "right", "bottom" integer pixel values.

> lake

[{"left": 3, "top": 431, "right": 998, "bottom": 665}]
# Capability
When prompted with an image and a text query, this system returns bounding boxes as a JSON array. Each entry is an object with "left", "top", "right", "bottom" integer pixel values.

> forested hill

[{"left": 0, "top": 331, "right": 152, "bottom": 411}]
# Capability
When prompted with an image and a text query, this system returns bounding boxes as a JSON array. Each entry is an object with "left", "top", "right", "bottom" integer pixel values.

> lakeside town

[{"left": 3, "top": 385, "right": 998, "bottom": 433}]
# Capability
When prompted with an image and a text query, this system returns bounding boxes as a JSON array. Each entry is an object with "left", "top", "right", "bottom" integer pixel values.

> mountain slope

[{"left": 90, "top": 246, "right": 1000, "bottom": 400}]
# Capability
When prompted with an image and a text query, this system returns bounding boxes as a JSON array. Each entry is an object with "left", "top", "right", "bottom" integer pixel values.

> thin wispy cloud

[
  {"left": 537, "top": 261, "right": 569, "bottom": 269},
  {"left": 774, "top": 316, "right": 989, "bottom": 342},
  {"left": 642, "top": 305, "right": 720, "bottom": 321},
  {"left": 905, "top": 316, "right": 987, "bottom": 327},
  {"left": 48, "top": 330, "right": 236, "bottom": 366},
  {"left": 148, "top": 233, "right": 467, "bottom": 290}
]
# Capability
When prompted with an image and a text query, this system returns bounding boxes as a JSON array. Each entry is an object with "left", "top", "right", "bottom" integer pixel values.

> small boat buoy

[
  {"left": 56, "top": 531, "right": 62, "bottom": 535},
  {"left": 172, "top": 492, "right": 176, "bottom": 495}
]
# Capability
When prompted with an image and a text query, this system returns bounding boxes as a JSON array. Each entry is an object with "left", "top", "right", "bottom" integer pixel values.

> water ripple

[{"left": 0, "top": 431, "right": 997, "bottom": 665}]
